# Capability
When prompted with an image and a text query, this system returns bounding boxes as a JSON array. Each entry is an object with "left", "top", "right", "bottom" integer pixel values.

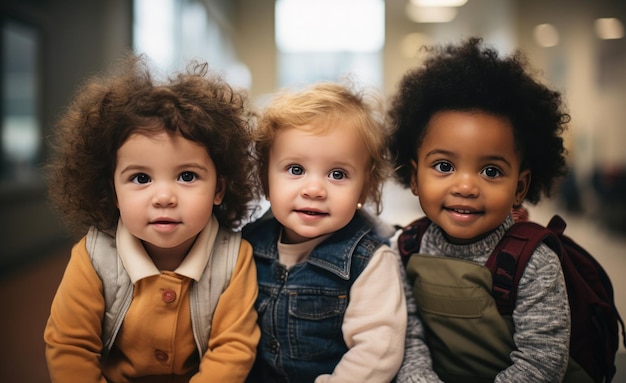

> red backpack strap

[
  {"left": 486, "top": 218, "right": 562, "bottom": 315},
  {"left": 397, "top": 216, "right": 432, "bottom": 266}
]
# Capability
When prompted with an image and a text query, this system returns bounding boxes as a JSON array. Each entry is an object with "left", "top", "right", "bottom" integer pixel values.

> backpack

[{"left": 398, "top": 214, "right": 626, "bottom": 383}]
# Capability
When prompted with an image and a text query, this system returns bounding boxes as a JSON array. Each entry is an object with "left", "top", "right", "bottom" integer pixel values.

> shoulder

[
  {"left": 237, "top": 238, "right": 254, "bottom": 263},
  {"left": 527, "top": 241, "right": 562, "bottom": 274},
  {"left": 56, "top": 232, "right": 104, "bottom": 292},
  {"left": 70, "top": 232, "right": 100, "bottom": 269},
  {"left": 359, "top": 209, "right": 397, "bottom": 240},
  {"left": 368, "top": 244, "right": 401, "bottom": 267},
  {"left": 242, "top": 210, "right": 280, "bottom": 241},
  {"left": 518, "top": 241, "right": 566, "bottom": 302}
]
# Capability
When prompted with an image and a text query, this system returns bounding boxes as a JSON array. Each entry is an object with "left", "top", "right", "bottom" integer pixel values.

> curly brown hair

[
  {"left": 252, "top": 82, "right": 393, "bottom": 213},
  {"left": 388, "top": 37, "right": 569, "bottom": 204},
  {"left": 45, "top": 54, "right": 256, "bottom": 236}
]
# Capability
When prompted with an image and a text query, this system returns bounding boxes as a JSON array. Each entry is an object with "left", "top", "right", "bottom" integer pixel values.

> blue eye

[
  {"left": 131, "top": 173, "right": 151, "bottom": 184},
  {"left": 433, "top": 161, "right": 454, "bottom": 173},
  {"left": 481, "top": 167, "right": 502, "bottom": 178},
  {"left": 179, "top": 171, "right": 197, "bottom": 182},
  {"left": 329, "top": 170, "right": 346, "bottom": 180},
  {"left": 287, "top": 165, "right": 304, "bottom": 176}
]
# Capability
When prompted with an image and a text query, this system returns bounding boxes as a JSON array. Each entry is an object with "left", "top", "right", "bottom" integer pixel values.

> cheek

[
  {"left": 414, "top": 170, "right": 433, "bottom": 195},
  {"left": 114, "top": 189, "right": 144, "bottom": 216},
  {"left": 498, "top": 189, "right": 520, "bottom": 207},
  {"left": 115, "top": 198, "right": 135, "bottom": 219}
]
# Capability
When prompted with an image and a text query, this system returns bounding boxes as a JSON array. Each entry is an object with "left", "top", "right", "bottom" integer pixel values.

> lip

[
  {"left": 444, "top": 205, "right": 483, "bottom": 223},
  {"left": 445, "top": 206, "right": 480, "bottom": 215},
  {"left": 149, "top": 217, "right": 181, "bottom": 232},
  {"left": 150, "top": 216, "right": 180, "bottom": 224},
  {"left": 294, "top": 208, "right": 328, "bottom": 220}
]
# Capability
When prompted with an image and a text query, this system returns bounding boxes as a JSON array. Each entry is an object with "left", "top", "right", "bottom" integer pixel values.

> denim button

[
  {"left": 270, "top": 340, "right": 280, "bottom": 354},
  {"left": 276, "top": 269, "right": 287, "bottom": 283}
]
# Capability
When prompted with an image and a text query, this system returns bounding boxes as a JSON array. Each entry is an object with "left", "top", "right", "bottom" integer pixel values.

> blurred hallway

[{"left": 1, "top": 0, "right": 624, "bottom": 381}]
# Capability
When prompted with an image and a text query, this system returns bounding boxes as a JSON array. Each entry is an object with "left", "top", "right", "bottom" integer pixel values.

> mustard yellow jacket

[{"left": 44, "top": 223, "right": 259, "bottom": 383}]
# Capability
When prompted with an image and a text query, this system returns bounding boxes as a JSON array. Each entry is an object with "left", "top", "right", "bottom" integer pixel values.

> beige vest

[{"left": 86, "top": 226, "right": 240, "bottom": 361}]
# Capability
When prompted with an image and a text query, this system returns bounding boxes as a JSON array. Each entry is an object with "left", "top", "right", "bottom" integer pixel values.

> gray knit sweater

[{"left": 395, "top": 215, "right": 570, "bottom": 383}]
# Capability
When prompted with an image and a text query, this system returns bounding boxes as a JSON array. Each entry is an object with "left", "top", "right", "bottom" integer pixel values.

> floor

[
  {"left": 0, "top": 243, "right": 72, "bottom": 383},
  {"left": 1, "top": 182, "right": 625, "bottom": 382}
]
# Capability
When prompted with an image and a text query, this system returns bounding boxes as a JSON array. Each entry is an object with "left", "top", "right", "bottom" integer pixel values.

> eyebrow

[
  {"left": 176, "top": 163, "right": 210, "bottom": 172},
  {"left": 423, "top": 149, "right": 452, "bottom": 159},
  {"left": 118, "top": 162, "right": 210, "bottom": 175},
  {"left": 117, "top": 164, "right": 148, "bottom": 175}
]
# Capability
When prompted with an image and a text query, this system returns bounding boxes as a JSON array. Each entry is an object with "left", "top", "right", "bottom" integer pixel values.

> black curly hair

[
  {"left": 45, "top": 53, "right": 256, "bottom": 236},
  {"left": 388, "top": 37, "right": 569, "bottom": 204}
]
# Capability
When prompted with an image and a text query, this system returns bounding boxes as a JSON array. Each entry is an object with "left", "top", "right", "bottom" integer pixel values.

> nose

[
  {"left": 451, "top": 173, "right": 479, "bottom": 198},
  {"left": 301, "top": 176, "right": 327, "bottom": 200},
  {"left": 152, "top": 183, "right": 177, "bottom": 207}
]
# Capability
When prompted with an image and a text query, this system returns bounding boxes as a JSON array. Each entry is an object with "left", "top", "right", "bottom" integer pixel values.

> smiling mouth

[{"left": 447, "top": 208, "right": 479, "bottom": 215}]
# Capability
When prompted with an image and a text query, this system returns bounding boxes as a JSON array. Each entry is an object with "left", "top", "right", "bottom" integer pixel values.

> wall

[
  {"left": 0, "top": 0, "right": 132, "bottom": 274},
  {"left": 232, "top": 0, "right": 277, "bottom": 103},
  {"left": 2, "top": 0, "right": 625, "bottom": 273},
  {"left": 516, "top": 0, "right": 626, "bottom": 196}
]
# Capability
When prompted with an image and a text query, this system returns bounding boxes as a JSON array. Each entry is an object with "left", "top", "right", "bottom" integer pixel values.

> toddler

[
  {"left": 390, "top": 38, "right": 572, "bottom": 382},
  {"left": 243, "top": 82, "right": 408, "bottom": 383},
  {"left": 44, "top": 54, "right": 260, "bottom": 383}
]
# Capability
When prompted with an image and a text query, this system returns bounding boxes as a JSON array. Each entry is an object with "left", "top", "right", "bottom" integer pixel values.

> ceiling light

[
  {"left": 406, "top": 4, "right": 457, "bottom": 23},
  {"left": 534, "top": 24, "right": 559, "bottom": 47},
  {"left": 410, "top": 0, "right": 468, "bottom": 7},
  {"left": 595, "top": 18, "right": 624, "bottom": 40},
  {"left": 275, "top": 0, "right": 385, "bottom": 52}
]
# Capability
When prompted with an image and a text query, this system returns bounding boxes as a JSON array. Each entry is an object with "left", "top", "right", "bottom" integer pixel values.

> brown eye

[
  {"left": 481, "top": 167, "right": 502, "bottom": 178},
  {"left": 434, "top": 161, "right": 453, "bottom": 173},
  {"left": 179, "top": 171, "right": 196, "bottom": 182},
  {"left": 131, "top": 173, "right": 151, "bottom": 184}
]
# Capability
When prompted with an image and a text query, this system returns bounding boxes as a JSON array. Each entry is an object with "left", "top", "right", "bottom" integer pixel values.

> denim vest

[{"left": 243, "top": 212, "right": 386, "bottom": 383}]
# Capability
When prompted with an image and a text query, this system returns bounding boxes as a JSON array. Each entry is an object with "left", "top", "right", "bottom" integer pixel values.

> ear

[
  {"left": 514, "top": 169, "right": 531, "bottom": 206},
  {"left": 214, "top": 176, "right": 226, "bottom": 205},
  {"left": 409, "top": 160, "right": 419, "bottom": 196},
  {"left": 357, "top": 192, "right": 367, "bottom": 209}
]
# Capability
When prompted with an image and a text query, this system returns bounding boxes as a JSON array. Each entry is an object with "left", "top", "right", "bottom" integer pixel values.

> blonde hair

[{"left": 252, "top": 81, "right": 393, "bottom": 213}]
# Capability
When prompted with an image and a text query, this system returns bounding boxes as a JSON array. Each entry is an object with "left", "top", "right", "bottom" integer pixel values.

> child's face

[
  {"left": 114, "top": 130, "right": 224, "bottom": 255},
  {"left": 267, "top": 123, "right": 368, "bottom": 244},
  {"left": 410, "top": 111, "right": 530, "bottom": 244}
]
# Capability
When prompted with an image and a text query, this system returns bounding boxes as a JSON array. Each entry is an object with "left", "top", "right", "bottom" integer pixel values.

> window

[
  {"left": 275, "top": 0, "right": 385, "bottom": 88},
  {"left": 1, "top": 19, "right": 40, "bottom": 183},
  {"left": 133, "top": 0, "right": 250, "bottom": 88}
]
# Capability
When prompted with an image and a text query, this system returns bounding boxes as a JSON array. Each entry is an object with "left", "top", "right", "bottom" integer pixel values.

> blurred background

[{"left": 1, "top": 0, "right": 624, "bottom": 381}]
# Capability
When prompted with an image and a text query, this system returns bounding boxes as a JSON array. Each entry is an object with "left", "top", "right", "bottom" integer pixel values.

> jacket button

[
  {"left": 270, "top": 340, "right": 280, "bottom": 354},
  {"left": 154, "top": 349, "right": 169, "bottom": 361},
  {"left": 162, "top": 289, "right": 176, "bottom": 303},
  {"left": 276, "top": 269, "right": 286, "bottom": 283}
]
